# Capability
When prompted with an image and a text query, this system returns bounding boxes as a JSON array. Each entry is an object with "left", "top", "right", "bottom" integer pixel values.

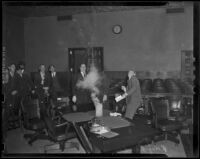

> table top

[{"left": 62, "top": 110, "right": 160, "bottom": 153}]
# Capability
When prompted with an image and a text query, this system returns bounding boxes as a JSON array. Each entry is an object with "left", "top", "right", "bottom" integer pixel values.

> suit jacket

[
  {"left": 4, "top": 72, "right": 19, "bottom": 106},
  {"left": 33, "top": 72, "right": 52, "bottom": 98},
  {"left": 49, "top": 72, "right": 62, "bottom": 92},
  {"left": 125, "top": 75, "right": 142, "bottom": 119},
  {"left": 73, "top": 72, "right": 91, "bottom": 104},
  {"left": 33, "top": 72, "right": 51, "bottom": 88},
  {"left": 6, "top": 73, "right": 18, "bottom": 96},
  {"left": 15, "top": 72, "right": 34, "bottom": 96}
]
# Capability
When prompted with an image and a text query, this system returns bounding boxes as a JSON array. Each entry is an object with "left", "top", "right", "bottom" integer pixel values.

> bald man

[{"left": 121, "top": 69, "right": 142, "bottom": 119}]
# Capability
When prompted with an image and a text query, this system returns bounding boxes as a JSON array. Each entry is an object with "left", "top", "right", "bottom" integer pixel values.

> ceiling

[{"left": 3, "top": 2, "right": 189, "bottom": 18}]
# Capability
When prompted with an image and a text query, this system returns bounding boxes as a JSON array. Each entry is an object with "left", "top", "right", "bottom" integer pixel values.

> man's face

[
  {"left": 80, "top": 64, "right": 86, "bottom": 73},
  {"left": 9, "top": 64, "right": 16, "bottom": 72},
  {"left": 40, "top": 65, "right": 45, "bottom": 73},
  {"left": 50, "top": 66, "right": 55, "bottom": 72},
  {"left": 17, "top": 69, "right": 23, "bottom": 75},
  {"left": 128, "top": 70, "right": 135, "bottom": 78}
]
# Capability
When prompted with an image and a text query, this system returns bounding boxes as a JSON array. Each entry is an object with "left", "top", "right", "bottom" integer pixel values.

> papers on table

[
  {"left": 110, "top": 112, "right": 122, "bottom": 117},
  {"left": 90, "top": 125, "right": 119, "bottom": 138},
  {"left": 91, "top": 126, "right": 110, "bottom": 134},
  {"left": 100, "top": 131, "right": 119, "bottom": 138}
]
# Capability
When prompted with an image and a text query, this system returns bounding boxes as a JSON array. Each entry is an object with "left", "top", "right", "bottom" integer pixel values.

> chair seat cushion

[
  {"left": 27, "top": 118, "right": 45, "bottom": 130},
  {"left": 157, "top": 119, "right": 182, "bottom": 131}
]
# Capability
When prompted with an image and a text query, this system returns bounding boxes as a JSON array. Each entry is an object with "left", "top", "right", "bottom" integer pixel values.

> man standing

[
  {"left": 15, "top": 62, "right": 35, "bottom": 99},
  {"left": 33, "top": 64, "right": 51, "bottom": 97},
  {"left": 121, "top": 69, "right": 142, "bottom": 119},
  {"left": 48, "top": 65, "right": 69, "bottom": 108},
  {"left": 33, "top": 64, "right": 51, "bottom": 117},
  {"left": 72, "top": 63, "right": 92, "bottom": 112},
  {"left": 7, "top": 63, "right": 19, "bottom": 112}
]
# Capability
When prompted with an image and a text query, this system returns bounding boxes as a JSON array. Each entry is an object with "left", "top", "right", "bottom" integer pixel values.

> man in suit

[
  {"left": 48, "top": 65, "right": 69, "bottom": 110},
  {"left": 72, "top": 63, "right": 93, "bottom": 112},
  {"left": 33, "top": 64, "right": 52, "bottom": 117},
  {"left": 33, "top": 64, "right": 51, "bottom": 96},
  {"left": 3, "top": 63, "right": 20, "bottom": 132},
  {"left": 15, "top": 62, "right": 35, "bottom": 100},
  {"left": 121, "top": 69, "right": 142, "bottom": 119},
  {"left": 6, "top": 63, "right": 19, "bottom": 111}
]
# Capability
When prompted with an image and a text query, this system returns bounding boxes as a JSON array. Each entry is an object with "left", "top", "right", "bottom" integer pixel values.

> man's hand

[
  {"left": 121, "top": 86, "right": 127, "bottom": 92},
  {"left": 122, "top": 93, "right": 128, "bottom": 99},
  {"left": 72, "top": 95, "right": 77, "bottom": 103},
  {"left": 103, "top": 95, "right": 107, "bottom": 102},
  {"left": 11, "top": 90, "right": 18, "bottom": 95}
]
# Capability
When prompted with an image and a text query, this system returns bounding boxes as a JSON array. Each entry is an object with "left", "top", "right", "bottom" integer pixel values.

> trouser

[{"left": 125, "top": 103, "right": 140, "bottom": 120}]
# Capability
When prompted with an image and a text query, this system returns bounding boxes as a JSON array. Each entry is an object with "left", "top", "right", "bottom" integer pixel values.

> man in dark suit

[
  {"left": 6, "top": 63, "right": 19, "bottom": 111},
  {"left": 48, "top": 65, "right": 69, "bottom": 109},
  {"left": 15, "top": 62, "right": 35, "bottom": 100},
  {"left": 121, "top": 69, "right": 142, "bottom": 119},
  {"left": 3, "top": 63, "right": 20, "bottom": 132},
  {"left": 48, "top": 65, "right": 64, "bottom": 98},
  {"left": 72, "top": 63, "right": 93, "bottom": 112}
]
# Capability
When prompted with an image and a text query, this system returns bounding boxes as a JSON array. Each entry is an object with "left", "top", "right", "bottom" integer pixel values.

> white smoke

[{"left": 76, "top": 64, "right": 102, "bottom": 95}]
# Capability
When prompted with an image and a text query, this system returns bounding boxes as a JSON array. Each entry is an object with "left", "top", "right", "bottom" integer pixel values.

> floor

[{"left": 2, "top": 127, "right": 189, "bottom": 157}]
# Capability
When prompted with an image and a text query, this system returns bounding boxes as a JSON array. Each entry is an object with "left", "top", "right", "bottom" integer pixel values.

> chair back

[
  {"left": 72, "top": 122, "right": 93, "bottom": 153},
  {"left": 150, "top": 97, "right": 169, "bottom": 120}
]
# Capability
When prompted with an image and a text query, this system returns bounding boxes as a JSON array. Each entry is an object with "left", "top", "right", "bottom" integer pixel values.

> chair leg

[
  {"left": 44, "top": 141, "right": 79, "bottom": 153},
  {"left": 60, "top": 141, "right": 65, "bottom": 151},
  {"left": 153, "top": 133, "right": 165, "bottom": 143},
  {"left": 167, "top": 133, "right": 180, "bottom": 145},
  {"left": 27, "top": 133, "right": 49, "bottom": 145}
]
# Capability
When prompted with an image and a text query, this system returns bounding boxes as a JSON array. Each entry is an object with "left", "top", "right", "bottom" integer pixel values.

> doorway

[{"left": 68, "top": 47, "right": 104, "bottom": 96}]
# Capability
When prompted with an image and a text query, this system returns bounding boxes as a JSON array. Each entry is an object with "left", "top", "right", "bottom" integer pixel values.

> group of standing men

[{"left": 2, "top": 61, "right": 142, "bottom": 139}]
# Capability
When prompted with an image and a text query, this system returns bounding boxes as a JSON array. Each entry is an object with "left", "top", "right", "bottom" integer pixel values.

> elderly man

[{"left": 121, "top": 69, "right": 142, "bottom": 119}]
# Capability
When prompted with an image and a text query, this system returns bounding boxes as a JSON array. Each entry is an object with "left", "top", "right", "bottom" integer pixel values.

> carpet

[{"left": 140, "top": 134, "right": 186, "bottom": 157}]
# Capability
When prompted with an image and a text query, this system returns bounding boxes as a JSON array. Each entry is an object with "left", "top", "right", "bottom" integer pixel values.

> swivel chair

[
  {"left": 43, "top": 114, "right": 79, "bottom": 153},
  {"left": 21, "top": 95, "right": 49, "bottom": 145},
  {"left": 149, "top": 97, "right": 183, "bottom": 145}
]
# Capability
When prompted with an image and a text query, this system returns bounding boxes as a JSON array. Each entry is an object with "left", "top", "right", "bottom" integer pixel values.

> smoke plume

[{"left": 76, "top": 64, "right": 102, "bottom": 95}]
